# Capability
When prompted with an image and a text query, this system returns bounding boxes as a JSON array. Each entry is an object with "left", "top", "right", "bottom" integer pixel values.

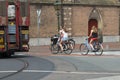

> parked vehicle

[{"left": 0, "top": 0, "right": 30, "bottom": 57}]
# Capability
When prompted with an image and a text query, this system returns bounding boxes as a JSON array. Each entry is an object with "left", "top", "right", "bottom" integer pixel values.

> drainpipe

[
  {"left": 60, "top": 0, "right": 64, "bottom": 27},
  {"left": 119, "top": 6, "right": 120, "bottom": 42}
]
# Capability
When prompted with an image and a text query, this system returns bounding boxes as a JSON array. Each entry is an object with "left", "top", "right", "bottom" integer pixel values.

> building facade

[{"left": 29, "top": 0, "right": 120, "bottom": 45}]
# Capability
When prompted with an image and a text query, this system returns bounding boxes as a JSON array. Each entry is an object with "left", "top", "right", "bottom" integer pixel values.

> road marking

[
  {"left": 0, "top": 71, "right": 17, "bottom": 73},
  {"left": 86, "top": 76, "right": 120, "bottom": 80},
  {"left": 23, "top": 70, "right": 120, "bottom": 75},
  {"left": 0, "top": 70, "right": 120, "bottom": 75}
]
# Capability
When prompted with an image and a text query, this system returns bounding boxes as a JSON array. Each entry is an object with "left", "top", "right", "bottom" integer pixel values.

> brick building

[{"left": 29, "top": 0, "right": 120, "bottom": 45}]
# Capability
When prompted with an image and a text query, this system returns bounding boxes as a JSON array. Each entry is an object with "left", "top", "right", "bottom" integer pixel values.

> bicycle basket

[{"left": 51, "top": 36, "right": 58, "bottom": 45}]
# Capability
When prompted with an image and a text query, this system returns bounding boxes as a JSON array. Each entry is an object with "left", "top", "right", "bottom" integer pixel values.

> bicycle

[
  {"left": 79, "top": 38, "right": 103, "bottom": 56},
  {"left": 68, "top": 37, "right": 75, "bottom": 49},
  {"left": 50, "top": 35, "right": 73, "bottom": 54}
]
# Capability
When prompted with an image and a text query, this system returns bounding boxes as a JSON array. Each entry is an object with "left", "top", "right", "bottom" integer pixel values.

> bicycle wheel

[
  {"left": 79, "top": 43, "right": 89, "bottom": 55},
  {"left": 51, "top": 44, "right": 59, "bottom": 54},
  {"left": 63, "top": 43, "right": 73, "bottom": 55},
  {"left": 49, "top": 44, "right": 53, "bottom": 51},
  {"left": 68, "top": 39, "right": 75, "bottom": 49},
  {"left": 94, "top": 43, "right": 103, "bottom": 56}
]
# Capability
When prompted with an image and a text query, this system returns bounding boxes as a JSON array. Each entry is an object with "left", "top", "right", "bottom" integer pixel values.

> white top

[{"left": 59, "top": 29, "right": 68, "bottom": 41}]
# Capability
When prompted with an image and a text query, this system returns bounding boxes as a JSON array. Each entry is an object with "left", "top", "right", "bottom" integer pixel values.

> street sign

[
  {"left": 37, "top": 9, "right": 41, "bottom": 17},
  {"left": 37, "top": 9, "right": 41, "bottom": 24}
]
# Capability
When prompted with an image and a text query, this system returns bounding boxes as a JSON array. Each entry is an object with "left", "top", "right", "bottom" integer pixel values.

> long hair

[
  {"left": 63, "top": 27, "right": 67, "bottom": 32},
  {"left": 91, "top": 26, "right": 97, "bottom": 33}
]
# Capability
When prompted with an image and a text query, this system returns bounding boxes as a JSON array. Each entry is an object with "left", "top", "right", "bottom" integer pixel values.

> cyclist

[
  {"left": 58, "top": 27, "right": 68, "bottom": 52},
  {"left": 89, "top": 26, "right": 98, "bottom": 51}
]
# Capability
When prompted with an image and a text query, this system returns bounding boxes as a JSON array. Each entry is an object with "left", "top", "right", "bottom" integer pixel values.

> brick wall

[
  {"left": 30, "top": 5, "right": 58, "bottom": 38},
  {"left": 72, "top": 6, "right": 92, "bottom": 36},
  {"left": 101, "top": 7, "right": 119, "bottom": 36},
  {"left": 72, "top": 6, "right": 119, "bottom": 36},
  {"left": 30, "top": 5, "right": 120, "bottom": 37}
]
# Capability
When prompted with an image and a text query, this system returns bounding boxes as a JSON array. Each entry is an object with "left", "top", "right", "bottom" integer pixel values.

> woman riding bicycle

[
  {"left": 58, "top": 27, "right": 68, "bottom": 52},
  {"left": 89, "top": 26, "right": 98, "bottom": 51}
]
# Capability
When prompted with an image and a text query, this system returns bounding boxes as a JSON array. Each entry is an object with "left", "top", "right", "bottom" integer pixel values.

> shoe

[
  {"left": 92, "top": 49, "right": 98, "bottom": 52},
  {"left": 92, "top": 50, "right": 96, "bottom": 52}
]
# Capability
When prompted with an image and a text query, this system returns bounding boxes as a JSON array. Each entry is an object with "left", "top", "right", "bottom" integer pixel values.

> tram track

[{"left": 0, "top": 58, "right": 29, "bottom": 80}]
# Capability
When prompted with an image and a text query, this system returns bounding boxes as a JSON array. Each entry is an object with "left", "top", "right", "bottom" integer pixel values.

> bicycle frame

[
  {"left": 84, "top": 38, "right": 103, "bottom": 51},
  {"left": 80, "top": 38, "right": 103, "bottom": 55},
  {"left": 50, "top": 38, "right": 73, "bottom": 54},
  {"left": 84, "top": 38, "right": 92, "bottom": 50}
]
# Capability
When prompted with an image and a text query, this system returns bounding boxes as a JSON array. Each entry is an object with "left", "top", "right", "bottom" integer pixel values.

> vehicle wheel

[
  {"left": 68, "top": 39, "right": 75, "bottom": 49},
  {"left": 2, "top": 51, "right": 12, "bottom": 58},
  {"left": 94, "top": 44, "right": 103, "bottom": 56},
  {"left": 51, "top": 44, "right": 59, "bottom": 54},
  {"left": 64, "top": 48, "right": 72, "bottom": 55},
  {"left": 49, "top": 44, "right": 53, "bottom": 51},
  {"left": 79, "top": 43, "right": 89, "bottom": 55},
  {"left": 63, "top": 44, "right": 72, "bottom": 55}
]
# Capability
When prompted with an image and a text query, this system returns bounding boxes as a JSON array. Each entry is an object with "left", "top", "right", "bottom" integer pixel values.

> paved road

[
  {"left": 0, "top": 51, "right": 120, "bottom": 80},
  {"left": 0, "top": 55, "right": 54, "bottom": 80},
  {"left": 27, "top": 51, "right": 120, "bottom": 80}
]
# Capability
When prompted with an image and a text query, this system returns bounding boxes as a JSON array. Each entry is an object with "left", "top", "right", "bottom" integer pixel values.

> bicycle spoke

[
  {"left": 51, "top": 44, "right": 59, "bottom": 54},
  {"left": 79, "top": 43, "right": 89, "bottom": 55},
  {"left": 63, "top": 43, "right": 73, "bottom": 55},
  {"left": 94, "top": 44, "right": 103, "bottom": 56}
]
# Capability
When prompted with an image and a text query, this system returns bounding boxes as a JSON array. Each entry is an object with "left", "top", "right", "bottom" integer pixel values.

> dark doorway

[
  {"left": 88, "top": 19, "right": 98, "bottom": 42},
  {"left": 88, "top": 19, "right": 98, "bottom": 36}
]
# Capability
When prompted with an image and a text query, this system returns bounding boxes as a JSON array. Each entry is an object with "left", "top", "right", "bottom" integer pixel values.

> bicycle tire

[
  {"left": 94, "top": 43, "right": 103, "bottom": 56},
  {"left": 49, "top": 44, "right": 53, "bottom": 51},
  {"left": 51, "top": 44, "right": 59, "bottom": 54},
  {"left": 63, "top": 43, "right": 73, "bottom": 55},
  {"left": 79, "top": 43, "right": 89, "bottom": 55},
  {"left": 68, "top": 39, "right": 75, "bottom": 49}
]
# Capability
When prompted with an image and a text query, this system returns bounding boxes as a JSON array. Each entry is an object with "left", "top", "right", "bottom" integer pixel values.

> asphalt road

[{"left": 0, "top": 51, "right": 120, "bottom": 80}]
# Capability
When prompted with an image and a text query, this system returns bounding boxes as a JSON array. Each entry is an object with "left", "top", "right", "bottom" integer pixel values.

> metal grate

[
  {"left": 9, "top": 35, "right": 16, "bottom": 42},
  {"left": 8, "top": 25, "right": 16, "bottom": 34}
]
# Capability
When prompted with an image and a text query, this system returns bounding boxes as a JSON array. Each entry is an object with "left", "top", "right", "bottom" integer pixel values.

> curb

[{"left": 72, "top": 51, "right": 120, "bottom": 56}]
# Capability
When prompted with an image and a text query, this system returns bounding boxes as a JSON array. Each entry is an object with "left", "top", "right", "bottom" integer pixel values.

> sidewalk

[{"left": 28, "top": 42, "right": 120, "bottom": 56}]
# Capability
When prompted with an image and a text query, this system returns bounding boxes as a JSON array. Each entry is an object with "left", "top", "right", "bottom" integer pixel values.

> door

[{"left": 88, "top": 19, "right": 98, "bottom": 42}]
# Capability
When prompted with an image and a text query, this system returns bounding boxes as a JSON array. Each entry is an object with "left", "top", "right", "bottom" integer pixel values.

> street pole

[
  {"left": 54, "top": 0, "right": 61, "bottom": 32},
  {"left": 57, "top": 11, "right": 60, "bottom": 32},
  {"left": 37, "top": 9, "right": 41, "bottom": 46},
  {"left": 60, "top": 0, "right": 64, "bottom": 28}
]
